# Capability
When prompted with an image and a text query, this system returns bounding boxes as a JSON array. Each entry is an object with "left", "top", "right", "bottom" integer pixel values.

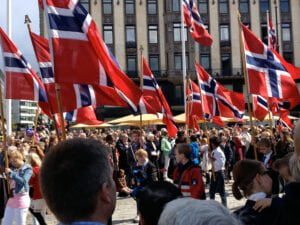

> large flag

[
  {"left": 143, "top": 58, "right": 177, "bottom": 137},
  {"left": 242, "top": 24, "right": 299, "bottom": 99},
  {"left": 43, "top": 0, "right": 142, "bottom": 112},
  {"left": 29, "top": 31, "right": 127, "bottom": 113},
  {"left": 196, "top": 63, "right": 245, "bottom": 119},
  {"left": 182, "top": 0, "right": 213, "bottom": 46},
  {"left": 0, "top": 27, "right": 50, "bottom": 114},
  {"left": 64, "top": 106, "right": 102, "bottom": 125},
  {"left": 253, "top": 95, "right": 269, "bottom": 121},
  {"left": 186, "top": 79, "right": 202, "bottom": 130}
]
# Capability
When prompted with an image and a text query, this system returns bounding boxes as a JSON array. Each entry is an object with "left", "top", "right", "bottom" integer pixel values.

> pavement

[{"left": 25, "top": 181, "right": 245, "bottom": 225}]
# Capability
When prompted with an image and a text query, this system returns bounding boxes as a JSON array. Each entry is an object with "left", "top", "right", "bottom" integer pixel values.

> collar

[{"left": 248, "top": 192, "right": 267, "bottom": 201}]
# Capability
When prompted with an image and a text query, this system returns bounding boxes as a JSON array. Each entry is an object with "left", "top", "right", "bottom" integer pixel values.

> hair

[
  {"left": 282, "top": 130, "right": 294, "bottom": 143},
  {"left": 158, "top": 198, "right": 241, "bottom": 225},
  {"left": 232, "top": 160, "right": 265, "bottom": 200},
  {"left": 289, "top": 153, "right": 300, "bottom": 182},
  {"left": 190, "top": 135, "right": 197, "bottom": 142},
  {"left": 147, "top": 133, "right": 154, "bottom": 141},
  {"left": 9, "top": 149, "right": 24, "bottom": 161},
  {"left": 161, "top": 128, "right": 168, "bottom": 137},
  {"left": 209, "top": 136, "right": 221, "bottom": 148},
  {"left": 27, "top": 152, "right": 42, "bottom": 167},
  {"left": 273, "top": 152, "right": 293, "bottom": 171},
  {"left": 176, "top": 143, "right": 192, "bottom": 159},
  {"left": 136, "top": 181, "right": 182, "bottom": 225},
  {"left": 131, "top": 129, "right": 141, "bottom": 136},
  {"left": 40, "top": 138, "right": 112, "bottom": 223},
  {"left": 135, "top": 149, "right": 148, "bottom": 159},
  {"left": 257, "top": 138, "right": 272, "bottom": 149}
]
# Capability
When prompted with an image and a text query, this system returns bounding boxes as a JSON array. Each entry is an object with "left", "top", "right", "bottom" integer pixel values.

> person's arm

[
  {"left": 9, "top": 167, "right": 33, "bottom": 188},
  {"left": 189, "top": 168, "right": 205, "bottom": 199}
]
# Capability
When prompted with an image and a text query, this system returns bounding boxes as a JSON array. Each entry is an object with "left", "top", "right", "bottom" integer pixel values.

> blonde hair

[
  {"left": 135, "top": 149, "right": 148, "bottom": 159},
  {"left": 27, "top": 152, "right": 42, "bottom": 167},
  {"left": 10, "top": 150, "right": 24, "bottom": 161}
]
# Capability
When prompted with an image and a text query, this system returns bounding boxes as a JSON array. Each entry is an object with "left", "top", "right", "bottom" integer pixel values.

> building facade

[{"left": 41, "top": 0, "right": 300, "bottom": 116}]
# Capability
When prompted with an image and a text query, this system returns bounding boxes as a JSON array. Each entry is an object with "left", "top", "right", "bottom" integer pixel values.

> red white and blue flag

[
  {"left": 268, "top": 17, "right": 277, "bottom": 51},
  {"left": 242, "top": 24, "right": 299, "bottom": 99},
  {"left": 253, "top": 95, "right": 269, "bottom": 121},
  {"left": 63, "top": 106, "right": 102, "bottom": 125},
  {"left": 143, "top": 58, "right": 177, "bottom": 137},
  {"left": 186, "top": 79, "right": 202, "bottom": 130},
  {"left": 0, "top": 27, "right": 50, "bottom": 114},
  {"left": 196, "top": 63, "right": 245, "bottom": 120},
  {"left": 42, "top": 0, "right": 142, "bottom": 112},
  {"left": 182, "top": 0, "right": 213, "bottom": 46}
]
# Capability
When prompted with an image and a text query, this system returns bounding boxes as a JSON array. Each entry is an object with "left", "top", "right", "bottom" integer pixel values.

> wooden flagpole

[
  {"left": 238, "top": 12, "right": 258, "bottom": 160},
  {"left": 32, "top": 107, "right": 40, "bottom": 146},
  {"left": 139, "top": 45, "right": 144, "bottom": 130}
]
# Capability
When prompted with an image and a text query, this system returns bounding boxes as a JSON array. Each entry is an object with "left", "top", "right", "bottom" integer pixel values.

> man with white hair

[{"left": 158, "top": 198, "right": 242, "bottom": 225}]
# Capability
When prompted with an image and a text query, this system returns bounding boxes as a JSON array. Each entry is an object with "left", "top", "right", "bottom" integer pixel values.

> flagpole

[
  {"left": 181, "top": 1, "right": 188, "bottom": 138},
  {"left": 42, "top": 0, "right": 66, "bottom": 140},
  {"left": 6, "top": 0, "right": 12, "bottom": 135},
  {"left": 24, "top": 15, "right": 61, "bottom": 141},
  {"left": 238, "top": 12, "right": 258, "bottom": 160},
  {"left": 139, "top": 45, "right": 144, "bottom": 130}
]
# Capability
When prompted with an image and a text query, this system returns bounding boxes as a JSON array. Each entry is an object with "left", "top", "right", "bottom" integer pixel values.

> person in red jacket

[{"left": 173, "top": 143, "right": 205, "bottom": 199}]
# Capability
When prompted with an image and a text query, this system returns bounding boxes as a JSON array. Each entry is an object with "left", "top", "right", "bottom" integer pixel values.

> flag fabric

[
  {"left": 253, "top": 95, "right": 269, "bottom": 121},
  {"left": 64, "top": 106, "right": 102, "bottom": 125},
  {"left": 29, "top": 31, "right": 127, "bottom": 114},
  {"left": 43, "top": 0, "right": 142, "bottom": 112},
  {"left": 0, "top": 27, "right": 50, "bottom": 114},
  {"left": 242, "top": 24, "right": 299, "bottom": 99},
  {"left": 268, "top": 17, "right": 277, "bottom": 51},
  {"left": 276, "top": 111, "right": 293, "bottom": 131},
  {"left": 142, "top": 58, "right": 177, "bottom": 137},
  {"left": 186, "top": 79, "right": 202, "bottom": 130},
  {"left": 196, "top": 63, "right": 245, "bottom": 119},
  {"left": 182, "top": 0, "right": 213, "bottom": 46}
]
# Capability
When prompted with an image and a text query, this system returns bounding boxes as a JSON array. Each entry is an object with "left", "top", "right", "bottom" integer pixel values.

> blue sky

[{"left": 0, "top": 0, "right": 40, "bottom": 70}]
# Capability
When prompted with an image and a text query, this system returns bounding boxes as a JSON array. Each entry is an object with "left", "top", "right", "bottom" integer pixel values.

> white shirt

[
  {"left": 263, "top": 151, "right": 273, "bottom": 168},
  {"left": 212, "top": 146, "right": 226, "bottom": 172},
  {"left": 248, "top": 192, "right": 267, "bottom": 201}
]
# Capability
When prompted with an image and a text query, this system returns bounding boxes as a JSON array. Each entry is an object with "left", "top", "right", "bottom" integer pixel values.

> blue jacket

[
  {"left": 9, "top": 163, "right": 32, "bottom": 194},
  {"left": 189, "top": 142, "right": 199, "bottom": 165}
]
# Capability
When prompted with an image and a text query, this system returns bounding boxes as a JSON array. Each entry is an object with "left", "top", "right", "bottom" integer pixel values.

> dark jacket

[
  {"left": 145, "top": 140, "right": 160, "bottom": 163},
  {"left": 234, "top": 200, "right": 278, "bottom": 225},
  {"left": 133, "top": 161, "right": 158, "bottom": 187},
  {"left": 116, "top": 139, "right": 130, "bottom": 171}
]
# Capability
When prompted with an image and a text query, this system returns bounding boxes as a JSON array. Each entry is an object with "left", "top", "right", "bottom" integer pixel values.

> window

[
  {"left": 125, "top": 0, "right": 135, "bottom": 14},
  {"left": 260, "top": 0, "right": 269, "bottom": 13},
  {"left": 103, "top": 25, "right": 113, "bottom": 44},
  {"left": 172, "top": 0, "right": 180, "bottom": 12},
  {"left": 126, "top": 25, "right": 136, "bottom": 43},
  {"left": 239, "top": 0, "right": 249, "bottom": 13},
  {"left": 283, "top": 52, "right": 293, "bottom": 64},
  {"left": 173, "top": 23, "right": 187, "bottom": 42},
  {"left": 282, "top": 23, "right": 291, "bottom": 41},
  {"left": 175, "top": 85, "right": 183, "bottom": 99},
  {"left": 79, "top": 0, "right": 90, "bottom": 12},
  {"left": 261, "top": 24, "right": 268, "bottom": 44},
  {"left": 127, "top": 55, "right": 137, "bottom": 76},
  {"left": 219, "top": 0, "right": 229, "bottom": 14},
  {"left": 200, "top": 54, "right": 211, "bottom": 70},
  {"left": 198, "top": 0, "right": 208, "bottom": 14},
  {"left": 221, "top": 54, "right": 231, "bottom": 76},
  {"left": 147, "top": 0, "right": 157, "bottom": 14},
  {"left": 148, "top": 25, "right": 158, "bottom": 44},
  {"left": 280, "top": 0, "right": 290, "bottom": 13},
  {"left": 220, "top": 25, "right": 230, "bottom": 41},
  {"left": 103, "top": 0, "right": 112, "bottom": 14},
  {"left": 149, "top": 55, "right": 159, "bottom": 72},
  {"left": 174, "top": 53, "right": 189, "bottom": 70}
]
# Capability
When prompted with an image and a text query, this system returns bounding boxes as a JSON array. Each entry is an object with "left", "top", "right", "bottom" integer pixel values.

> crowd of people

[{"left": 0, "top": 120, "right": 299, "bottom": 225}]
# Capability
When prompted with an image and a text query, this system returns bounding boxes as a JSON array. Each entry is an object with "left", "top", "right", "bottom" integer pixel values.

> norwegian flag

[
  {"left": 268, "top": 97, "right": 300, "bottom": 115},
  {"left": 186, "top": 79, "right": 202, "bottom": 130},
  {"left": 29, "top": 31, "right": 127, "bottom": 114},
  {"left": 195, "top": 63, "right": 245, "bottom": 119},
  {"left": 143, "top": 58, "right": 177, "bottom": 137},
  {"left": 182, "top": 0, "right": 213, "bottom": 46},
  {"left": 64, "top": 106, "right": 102, "bottom": 125},
  {"left": 276, "top": 111, "right": 294, "bottom": 131},
  {"left": 268, "top": 17, "right": 278, "bottom": 51},
  {"left": 43, "top": 0, "right": 142, "bottom": 112},
  {"left": 253, "top": 95, "right": 269, "bottom": 121},
  {"left": 242, "top": 24, "right": 300, "bottom": 99},
  {"left": 0, "top": 27, "right": 50, "bottom": 115}
]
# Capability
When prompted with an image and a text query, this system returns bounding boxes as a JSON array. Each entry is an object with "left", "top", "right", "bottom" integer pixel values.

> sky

[{"left": 0, "top": 0, "right": 40, "bottom": 70}]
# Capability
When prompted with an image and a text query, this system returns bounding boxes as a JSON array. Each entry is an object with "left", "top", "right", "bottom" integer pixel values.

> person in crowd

[
  {"left": 160, "top": 129, "right": 172, "bottom": 181},
  {"left": 115, "top": 133, "right": 131, "bottom": 184},
  {"left": 275, "top": 129, "right": 294, "bottom": 158},
  {"left": 241, "top": 125, "right": 252, "bottom": 154},
  {"left": 27, "top": 153, "right": 47, "bottom": 225},
  {"left": 40, "top": 138, "right": 116, "bottom": 225},
  {"left": 232, "top": 159, "right": 277, "bottom": 225},
  {"left": 220, "top": 135, "right": 233, "bottom": 181},
  {"left": 273, "top": 152, "right": 294, "bottom": 185},
  {"left": 136, "top": 181, "right": 182, "bottom": 225},
  {"left": 199, "top": 137, "right": 211, "bottom": 186},
  {"left": 158, "top": 198, "right": 242, "bottom": 225},
  {"left": 145, "top": 133, "right": 160, "bottom": 173},
  {"left": 233, "top": 131, "right": 244, "bottom": 161},
  {"left": 3, "top": 150, "right": 33, "bottom": 225},
  {"left": 173, "top": 143, "right": 205, "bottom": 199},
  {"left": 209, "top": 136, "right": 227, "bottom": 207},
  {"left": 189, "top": 135, "right": 200, "bottom": 165}
]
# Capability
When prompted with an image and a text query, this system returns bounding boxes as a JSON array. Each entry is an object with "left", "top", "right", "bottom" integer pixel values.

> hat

[{"left": 273, "top": 153, "right": 293, "bottom": 171}]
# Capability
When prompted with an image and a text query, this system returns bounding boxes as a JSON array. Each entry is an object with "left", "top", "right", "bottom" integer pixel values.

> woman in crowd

[
  {"left": 3, "top": 150, "right": 33, "bottom": 225},
  {"left": 145, "top": 133, "right": 160, "bottom": 172},
  {"left": 275, "top": 130, "right": 294, "bottom": 158},
  {"left": 27, "top": 153, "right": 47, "bottom": 225},
  {"left": 232, "top": 159, "right": 277, "bottom": 225},
  {"left": 160, "top": 129, "right": 172, "bottom": 181}
]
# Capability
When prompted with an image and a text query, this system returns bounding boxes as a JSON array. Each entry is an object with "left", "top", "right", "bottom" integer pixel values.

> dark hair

[
  {"left": 190, "top": 135, "right": 197, "bottom": 142},
  {"left": 136, "top": 181, "right": 182, "bottom": 225},
  {"left": 209, "top": 136, "right": 221, "bottom": 147},
  {"left": 176, "top": 143, "right": 192, "bottom": 159},
  {"left": 257, "top": 138, "right": 272, "bottom": 148},
  {"left": 232, "top": 160, "right": 265, "bottom": 200},
  {"left": 40, "top": 138, "right": 112, "bottom": 223}
]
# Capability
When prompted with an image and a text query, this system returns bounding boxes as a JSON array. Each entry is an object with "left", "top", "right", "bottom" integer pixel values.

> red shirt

[{"left": 29, "top": 166, "right": 43, "bottom": 200}]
